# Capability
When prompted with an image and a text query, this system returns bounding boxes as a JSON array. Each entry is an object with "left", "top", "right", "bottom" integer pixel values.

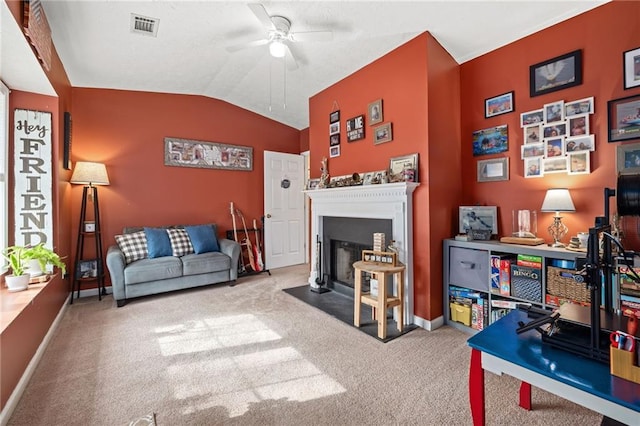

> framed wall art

[
  {"left": 368, "top": 99, "right": 383, "bottom": 125},
  {"left": 608, "top": 94, "right": 640, "bottom": 142},
  {"left": 530, "top": 50, "right": 582, "bottom": 97},
  {"left": 329, "top": 110, "right": 340, "bottom": 123},
  {"left": 329, "top": 144, "right": 340, "bottom": 158},
  {"left": 623, "top": 46, "right": 640, "bottom": 90},
  {"left": 164, "top": 137, "right": 253, "bottom": 171},
  {"left": 329, "top": 121, "right": 340, "bottom": 135},
  {"left": 524, "top": 157, "right": 543, "bottom": 178},
  {"left": 565, "top": 96, "right": 594, "bottom": 116},
  {"left": 520, "top": 109, "right": 544, "bottom": 127},
  {"left": 524, "top": 124, "right": 541, "bottom": 144},
  {"left": 346, "top": 115, "right": 365, "bottom": 142},
  {"left": 568, "top": 152, "right": 590, "bottom": 175},
  {"left": 389, "top": 153, "right": 418, "bottom": 182},
  {"left": 485, "top": 91, "right": 514, "bottom": 118},
  {"left": 459, "top": 206, "right": 498, "bottom": 235},
  {"left": 472, "top": 125, "right": 508, "bottom": 156},
  {"left": 616, "top": 142, "right": 640, "bottom": 174},
  {"left": 543, "top": 101, "right": 564, "bottom": 123},
  {"left": 477, "top": 157, "right": 509, "bottom": 182},
  {"left": 373, "top": 123, "right": 393, "bottom": 144}
]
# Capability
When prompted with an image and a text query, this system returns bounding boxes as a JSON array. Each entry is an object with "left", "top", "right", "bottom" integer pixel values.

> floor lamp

[{"left": 70, "top": 162, "right": 110, "bottom": 303}]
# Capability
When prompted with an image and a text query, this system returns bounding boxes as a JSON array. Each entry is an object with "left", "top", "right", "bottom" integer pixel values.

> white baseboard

[
  {"left": 413, "top": 314, "right": 444, "bottom": 331},
  {"left": 0, "top": 294, "right": 70, "bottom": 426}
]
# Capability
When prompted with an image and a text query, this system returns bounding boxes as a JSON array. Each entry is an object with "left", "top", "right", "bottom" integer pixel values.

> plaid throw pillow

[
  {"left": 115, "top": 231, "right": 148, "bottom": 264},
  {"left": 166, "top": 228, "right": 194, "bottom": 257}
]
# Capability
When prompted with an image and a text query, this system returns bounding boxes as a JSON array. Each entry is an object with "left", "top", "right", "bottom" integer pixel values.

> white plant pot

[
  {"left": 26, "top": 259, "right": 44, "bottom": 277},
  {"left": 5, "top": 273, "right": 30, "bottom": 292}
]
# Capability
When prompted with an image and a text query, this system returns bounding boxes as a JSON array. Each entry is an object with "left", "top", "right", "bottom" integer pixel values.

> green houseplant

[{"left": 3, "top": 244, "right": 66, "bottom": 292}]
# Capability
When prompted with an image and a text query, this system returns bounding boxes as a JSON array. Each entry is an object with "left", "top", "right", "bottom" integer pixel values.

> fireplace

[{"left": 305, "top": 182, "right": 419, "bottom": 324}]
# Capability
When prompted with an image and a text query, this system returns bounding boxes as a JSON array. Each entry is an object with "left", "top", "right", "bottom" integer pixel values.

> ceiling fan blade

[
  {"left": 248, "top": 3, "right": 276, "bottom": 31},
  {"left": 290, "top": 31, "right": 333, "bottom": 43},
  {"left": 284, "top": 44, "right": 299, "bottom": 71},
  {"left": 226, "top": 38, "right": 269, "bottom": 53}
]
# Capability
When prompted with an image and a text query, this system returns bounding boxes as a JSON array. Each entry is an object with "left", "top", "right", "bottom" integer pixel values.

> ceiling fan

[{"left": 226, "top": 3, "right": 333, "bottom": 70}]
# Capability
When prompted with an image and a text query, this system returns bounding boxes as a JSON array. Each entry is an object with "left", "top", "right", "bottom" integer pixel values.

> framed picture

[
  {"left": 330, "top": 133, "right": 340, "bottom": 146},
  {"left": 368, "top": 99, "right": 383, "bottom": 125},
  {"left": 616, "top": 142, "right": 640, "bottom": 174},
  {"left": 459, "top": 206, "right": 498, "bottom": 234},
  {"left": 530, "top": 50, "right": 582, "bottom": 97},
  {"left": 346, "top": 115, "right": 365, "bottom": 142},
  {"left": 543, "top": 157, "right": 568, "bottom": 174},
  {"left": 164, "top": 137, "right": 252, "bottom": 171},
  {"left": 362, "top": 172, "right": 375, "bottom": 185},
  {"left": 542, "top": 122, "right": 567, "bottom": 138},
  {"left": 623, "top": 46, "right": 640, "bottom": 90},
  {"left": 524, "top": 157, "right": 543, "bottom": 178},
  {"left": 472, "top": 124, "right": 508, "bottom": 156},
  {"left": 306, "top": 178, "right": 320, "bottom": 190},
  {"left": 329, "top": 145, "right": 340, "bottom": 158},
  {"left": 608, "top": 94, "right": 640, "bottom": 142},
  {"left": 329, "top": 110, "right": 340, "bottom": 123},
  {"left": 543, "top": 101, "right": 564, "bottom": 123},
  {"left": 389, "top": 153, "right": 419, "bottom": 182},
  {"left": 329, "top": 122, "right": 340, "bottom": 136},
  {"left": 83, "top": 221, "right": 96, "bottom": 233},
  {"left": 521, "top": 143, "right": 544, "bottom": 159},
  {"left": 523, "top": 124, "right": 541, "bottom": 144},
  {"left": 568, "top": 152, "right": 590, "bottom": 175},
  {"left": 520, "top": 109, "right": 544, "bottom": 127},
  {"left": 544, "top": 138, "right": 564, "bottom": 158},
  {"left": 565, "top": 97, "right": 594, "bottom": 116},
  {"left": 485, "top": 91, "right": 514, "bottom": 118},
  {"left": 77, "top": 259, "right": 98, "bottom": 279},
  {"left": 565, "top": 134, "right": 595, "bottom": 152},
  {"left": 568, "top": 114, "right": 589, "bottom": 137},
  {"left": 373, "top": 123, "right": 393, "bottom": 144},
  {"left": 477, "top": 157, "right": 509, "bottom": 182}
]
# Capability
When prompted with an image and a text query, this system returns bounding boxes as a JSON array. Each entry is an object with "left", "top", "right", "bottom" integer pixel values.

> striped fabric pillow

[
  {"left": 166, "top": 228, "right": 194, "bottom": 257},
  {"left": 115, "top": 231, "right": 148, "bottom": 264}
]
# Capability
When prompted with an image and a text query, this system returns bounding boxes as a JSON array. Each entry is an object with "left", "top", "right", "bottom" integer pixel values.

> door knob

[{"left": 266, "top": 214, "right": 272, "bottom": 218}]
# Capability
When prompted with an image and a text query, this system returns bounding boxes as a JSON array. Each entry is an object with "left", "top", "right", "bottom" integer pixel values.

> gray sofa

[{"left": 106, "top": 224, "right": 240, "bottom": 307}]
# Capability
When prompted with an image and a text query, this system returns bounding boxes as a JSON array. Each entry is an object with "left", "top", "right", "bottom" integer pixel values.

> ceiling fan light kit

[{"left": 269, "top": 40, "right": 287, "bottom": 58}]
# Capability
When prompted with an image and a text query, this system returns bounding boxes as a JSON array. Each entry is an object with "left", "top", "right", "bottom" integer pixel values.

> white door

[{"left": 264, "top": 151, "right": 305, "bottom": 269}]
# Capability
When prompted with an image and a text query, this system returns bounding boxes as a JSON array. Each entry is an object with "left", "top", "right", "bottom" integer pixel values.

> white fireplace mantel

[{"left": 304, "top": 182, "right": 419, "bottom": 324}]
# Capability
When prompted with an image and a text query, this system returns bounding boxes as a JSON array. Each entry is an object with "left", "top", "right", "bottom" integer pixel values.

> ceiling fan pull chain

[
  {"left": 283, "top": 60, "right": 287, "bottom": 110},
  {"left": 269, "top": 59, "right": 273, "bottom": 112}
]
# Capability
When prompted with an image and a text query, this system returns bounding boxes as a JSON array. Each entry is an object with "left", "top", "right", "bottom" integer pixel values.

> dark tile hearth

[{"left": 283, "top": 285, "right": 417, "bottom": 342}]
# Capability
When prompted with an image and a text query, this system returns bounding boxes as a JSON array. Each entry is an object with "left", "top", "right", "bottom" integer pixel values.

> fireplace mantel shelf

[{"left": 304, "top": 182, "right": 419, "bottom": 199}]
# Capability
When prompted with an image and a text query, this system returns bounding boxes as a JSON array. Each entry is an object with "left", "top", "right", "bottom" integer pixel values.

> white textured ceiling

[{"left": 5, "top": 1, "right": 609, "bottom": 130}]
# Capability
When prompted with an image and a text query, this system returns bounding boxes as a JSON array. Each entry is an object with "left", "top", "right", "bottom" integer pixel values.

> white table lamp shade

[
  {"left": 70, "top": 162, "right": 110, "bottom": 186},
  {"left": 540, "top": 188, "right": 575, "bottom": 212}
]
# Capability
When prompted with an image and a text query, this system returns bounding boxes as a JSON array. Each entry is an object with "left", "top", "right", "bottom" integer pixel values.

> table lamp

[{"left": 540, "top": 188, "right": 575, "bottom": 248}]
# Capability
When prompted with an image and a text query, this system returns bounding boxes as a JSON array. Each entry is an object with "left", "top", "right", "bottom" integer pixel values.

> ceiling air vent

[{"left": 130, "top": 14, "right": 159, "bottom": 37}]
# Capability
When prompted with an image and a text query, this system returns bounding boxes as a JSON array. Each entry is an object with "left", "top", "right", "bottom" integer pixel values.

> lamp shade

[
  {"left": 70, "top": 162, "right": 110, "bottom": 185},
  {"left": 540, "top": 188, "right": 575, "bottom": 212}
]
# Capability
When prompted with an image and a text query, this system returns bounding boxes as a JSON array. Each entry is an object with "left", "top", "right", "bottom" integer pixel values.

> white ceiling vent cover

[{"left": 130, "top": 14, "right": 159, "bottom": 37}]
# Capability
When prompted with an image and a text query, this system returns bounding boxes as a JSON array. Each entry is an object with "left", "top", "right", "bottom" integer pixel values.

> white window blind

[{"left": 0, "top": 80, "right": 9, "bottom": 263}]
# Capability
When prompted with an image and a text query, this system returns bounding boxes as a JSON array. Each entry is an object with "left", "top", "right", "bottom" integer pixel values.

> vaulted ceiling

[{"left": 3, "top": 1, "right": 609, "bottom": 129}]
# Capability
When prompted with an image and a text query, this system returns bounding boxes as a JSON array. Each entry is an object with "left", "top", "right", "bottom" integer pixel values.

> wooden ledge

[{"left": 0, "top": 274, "right": 56, "bottom": 333}]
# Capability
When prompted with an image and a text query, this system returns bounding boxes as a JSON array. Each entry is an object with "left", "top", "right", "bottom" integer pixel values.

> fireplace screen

[{"left": 330, "top": 239, "right": 370, "bottom": 289}]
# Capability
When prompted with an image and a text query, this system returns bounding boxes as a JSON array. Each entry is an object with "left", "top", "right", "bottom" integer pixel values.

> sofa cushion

[
  {"left": 124, "top": 256, "right": 182, "bottom": 285},
  {"left": 144, "top": 227, "right": 172, "bottom": 258},
  {"left": 185, "top": 224, "right": 220, "bottom": 254},
  {"left": 167, "top": 228, "right": 195, "bottom": 257},
  {"left": 181, "top": 252, "right": 231, "bottom": 276},
  {"left": 115, "top": 231, "right": 148, "bottom": 264}
]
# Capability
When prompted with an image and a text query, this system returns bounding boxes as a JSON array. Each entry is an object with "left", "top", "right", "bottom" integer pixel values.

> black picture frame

[
  {"left": 329, "top": 110, "right": 340, "bottom": 123},
  {"left": 530, "top": 50, "right": 582, "bottom": 97},
  {"left": 63, "top": 112, "right": 72, "bottom": 170},
  {"left": 623, "top": 46, "right": 640, "bottom": 90},
  {"left": 484, "top": 91, "right": 514, "bottom": 118},
  {"left": 607, "top": 94, "right": 640, "bottom": 142}
]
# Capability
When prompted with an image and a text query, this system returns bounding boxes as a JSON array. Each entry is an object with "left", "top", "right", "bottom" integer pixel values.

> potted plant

[
  {"left": 22, "top": 243, "right": 67, "bottom": 277},
  {"left": 2, "top": 246, "right": 30, "bottom": 292},
  {"left": 2, "top": 244, "right": 66, "bottom": 292}
]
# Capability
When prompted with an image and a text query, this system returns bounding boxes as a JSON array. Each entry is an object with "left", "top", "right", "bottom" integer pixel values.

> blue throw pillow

[
  {"left": 144, "top": 227, "right": 173, "bottom": 258},
  {"left": 185, "top": 224, "right": 219, "bottom": 254}
]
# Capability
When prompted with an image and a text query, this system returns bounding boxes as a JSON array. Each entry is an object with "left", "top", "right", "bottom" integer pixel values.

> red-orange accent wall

[
  {"left": 70, "top": 88, "right": 301, "bottom": 258},
  {"left": 309, "top": 33, "right": 462, "bottom": 321},
  {"left": 460, "top": 1, "right": 640, "bottom": 250}
]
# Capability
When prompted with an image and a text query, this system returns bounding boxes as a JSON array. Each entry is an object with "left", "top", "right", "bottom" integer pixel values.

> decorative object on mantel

[
  {"left": 540, "top": 188, "right": 576, "bottom": 248},
  {"left": 318, "top": 156, "right": 330, "bottom": 188},
  {"left": 389, "top": 153, "right": 418, "bottom": 183}
]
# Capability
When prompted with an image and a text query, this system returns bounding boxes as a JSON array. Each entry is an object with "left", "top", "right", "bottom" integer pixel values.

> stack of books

[{"left": 449, "top": 285, "right": 488, "bottom": 330}]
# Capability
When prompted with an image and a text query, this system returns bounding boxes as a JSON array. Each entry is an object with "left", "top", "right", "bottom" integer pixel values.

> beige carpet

[{"left": 8, "top": 264, "right": 604, "bottom": 425}]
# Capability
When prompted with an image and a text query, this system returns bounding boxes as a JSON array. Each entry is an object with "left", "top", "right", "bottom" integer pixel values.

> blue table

[{"left": 467, "top": 310, "right": 640, "bottom": 426}]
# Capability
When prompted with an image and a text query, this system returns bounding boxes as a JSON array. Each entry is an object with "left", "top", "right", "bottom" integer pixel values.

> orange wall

[
  {"left": 3, "top": 1, "right": 74, "bottom": 411},
  {"left": 309, "top": 33, "right": 462, "bottom": 321},
  {"left": 299, "top": 128, "right": 310, "bottom": 153},
  {"left": 460, "top": 1, "right": 640, "bottom": 250},
  {"left": 70, "top": 88, "right": 300, "bottom": 261}
]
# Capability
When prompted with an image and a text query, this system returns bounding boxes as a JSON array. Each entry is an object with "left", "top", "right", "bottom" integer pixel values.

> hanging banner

[{"left": 14, "top": 109, "right": 53, "bottom": 247}]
